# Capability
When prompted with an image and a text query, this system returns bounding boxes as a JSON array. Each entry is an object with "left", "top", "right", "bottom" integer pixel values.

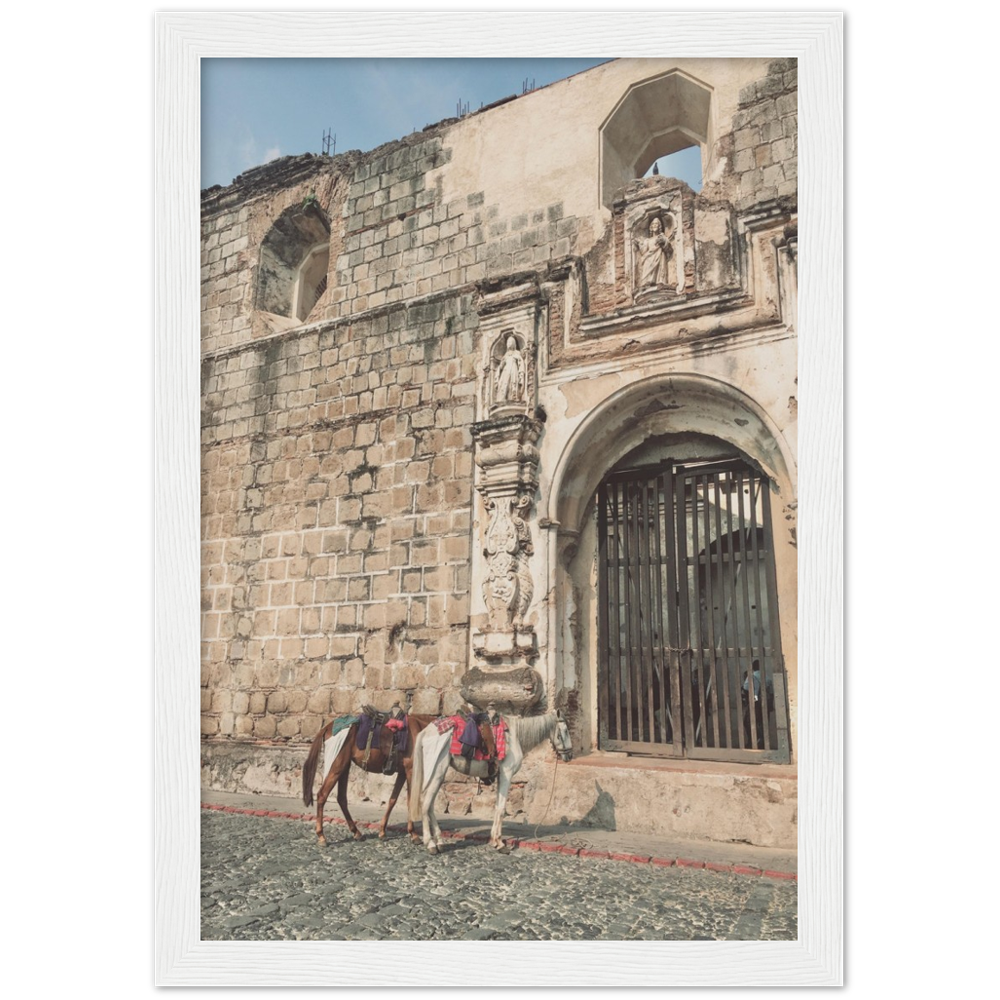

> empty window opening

[
  {"left": 294, "top": 243, "right": 330, "bottom": 322},
  {"left": 600, "top": 69, "right": 712, "bottom": 208},
  {"left": 255, "top": 200, "right": 331, "bottom": 322}
]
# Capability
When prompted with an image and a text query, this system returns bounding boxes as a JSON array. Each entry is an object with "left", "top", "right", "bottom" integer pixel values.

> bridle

[{"left": 551, "top": 710, "right": 574, "bottom": 762}]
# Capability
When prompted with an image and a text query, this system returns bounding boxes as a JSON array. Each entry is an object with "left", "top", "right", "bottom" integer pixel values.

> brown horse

[{"left": 302, "top": 712, "right": 437, "bottom": 846}]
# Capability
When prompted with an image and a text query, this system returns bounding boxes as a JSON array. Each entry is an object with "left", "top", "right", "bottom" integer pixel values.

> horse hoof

[
  {"left": 317, "top": 836, "right": 327, "bottom": 847},
  {"left": 353, "top": 832, "right": 364, "bottom": 842},
  {"left": 428, "top": 844, "right": 439, "bottom": 855}
]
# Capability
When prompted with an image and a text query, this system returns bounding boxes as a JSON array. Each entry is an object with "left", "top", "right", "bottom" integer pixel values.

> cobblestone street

[{"left": 201, "top": 809, "right": 797, "bottom": 942}]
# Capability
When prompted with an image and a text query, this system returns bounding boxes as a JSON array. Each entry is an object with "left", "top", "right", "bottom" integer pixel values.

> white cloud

[{"left": 237, "top": 134, "right": 257, "bottom": 170}]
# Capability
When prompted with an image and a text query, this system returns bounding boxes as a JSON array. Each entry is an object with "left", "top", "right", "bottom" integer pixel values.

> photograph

[{"left": 155, "top": 10, "right": 842, "bottom": 986}]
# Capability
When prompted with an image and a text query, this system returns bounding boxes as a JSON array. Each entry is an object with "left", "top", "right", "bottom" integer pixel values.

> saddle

[
  {"left": 446, "top": 712, "right": 501, "bottom": 784},
  {"left": 356, "top": 703, "right": 408, "bottom": 774}
]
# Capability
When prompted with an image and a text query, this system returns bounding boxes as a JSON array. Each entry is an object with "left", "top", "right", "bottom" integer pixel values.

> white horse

[{"left": 408, "top": 711, "right": 573, "bottom": 854}]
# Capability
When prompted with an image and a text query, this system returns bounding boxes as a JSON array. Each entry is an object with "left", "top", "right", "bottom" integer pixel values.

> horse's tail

[
  {"left": 302, "top": 720, "right": 333, "bottom": 807},
  {"left": 408, "top": 727, "right": 427, "bottom": 824}
]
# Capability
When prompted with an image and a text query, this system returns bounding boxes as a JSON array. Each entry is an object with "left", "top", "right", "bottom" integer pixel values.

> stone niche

[{"left": 617, "top": 176, "right": 741, "bottom": 308}]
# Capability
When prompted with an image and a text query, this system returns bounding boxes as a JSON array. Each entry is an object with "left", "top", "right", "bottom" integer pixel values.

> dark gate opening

[{"left": 596, "top": 457, "right": 790, "bottom": 763}]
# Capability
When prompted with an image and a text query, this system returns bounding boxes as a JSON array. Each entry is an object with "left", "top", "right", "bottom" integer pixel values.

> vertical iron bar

[
  {"left": 634, "top": 478, "right": 646, "bottom": 743},
  {"left": 651, "top": 470, "right": 669, "bottom": 745},
  {"left": 628, "top": 481, "right": 643, "bottom": 742},
  {"left": 723, "top": 468, "right": 748, "bottom": 749},
  {"left": 662, "top": 467, "right": 680, "bottom": 752},
  {"left": 712, "top": 472, "right": 735, "bottom": 747},
  {"left": 747, "top": 471, "right": 770, "bottom": 748},
  {"left": 641, "top": 475, "right": 657, "bottom": 743},
  {"left": 701, "top": 474, "right": 723, "bottom": 746},
  {"left": 672, "top": 469, "right": 693, "bottom": 754},
  {"left": 609, "top": 479, "right": 623, "bottom": 742},
  {"left": 690, "top": 474, "right": 709, "bottom": 747},
  {"left": 597, "top": 484, "right": 611, "bottom": 747},
  {"left": 736, "top": 469, "right": 761, "bottom": 751},
  {"left": 622, "top": 482, "right": 636, "bottom": 741}
]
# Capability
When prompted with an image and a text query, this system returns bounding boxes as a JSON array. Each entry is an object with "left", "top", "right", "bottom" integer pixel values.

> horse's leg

[
  {"left": 314, "top": 760, "right": 342, "bottom": 846},
  {"left": 403, "top": 762, "right": 421, "bottom": 843},
  {"left": 422, "top": 757, "right": 449, "bottom": 854},
  {"left": 489, "top": 764, "right": 510, "bottom": 849},
  {"left": 489, "top": 752, "right": 521, "bottom": 849},
  {"left": 378, "top": 769, "right": 407, "bottom": 840},
  {"left": 336, "top": 764, "right": 364, "bottom": 841}
]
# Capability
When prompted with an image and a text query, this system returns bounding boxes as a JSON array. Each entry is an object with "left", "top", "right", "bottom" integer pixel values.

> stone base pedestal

[{"left": 459, "top": 664, "right": 542, "bottom": 714}]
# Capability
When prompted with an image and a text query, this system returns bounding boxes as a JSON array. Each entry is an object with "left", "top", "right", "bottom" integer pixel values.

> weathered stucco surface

[{"left": 200, "top": 57, "right": 798, "bottom": 848}]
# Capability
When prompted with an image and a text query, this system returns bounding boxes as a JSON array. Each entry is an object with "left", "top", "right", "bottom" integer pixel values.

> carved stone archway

[{"left": 544, "top": 373, "right": 798, "bottom": 758}]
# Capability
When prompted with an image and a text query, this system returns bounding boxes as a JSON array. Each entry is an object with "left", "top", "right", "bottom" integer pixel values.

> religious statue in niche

[
  {"left": 494, "top": 335, "right": 525, "bottom": 403},
  {"left": 633, "top": 213, "right": 678, "bottom": 294},
  {"left": 487, "top": 332, "right": 533, "bottom": 414}
]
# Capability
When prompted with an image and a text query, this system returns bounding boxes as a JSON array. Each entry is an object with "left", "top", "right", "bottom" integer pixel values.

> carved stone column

[{"left": 461, "top": 283, "right": 546, "bottom": 713}]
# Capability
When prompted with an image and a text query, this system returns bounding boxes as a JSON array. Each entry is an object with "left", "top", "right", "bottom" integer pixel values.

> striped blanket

[{"left": 433, "top": 714, "right": 508, "bottom": 761}]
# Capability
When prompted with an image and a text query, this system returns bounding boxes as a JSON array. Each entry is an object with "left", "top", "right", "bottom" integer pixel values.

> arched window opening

[
  {"left": 255, "top": 200, "right": 331, "bottom": 323},
  {"left": 600, "top": 70, "right": 712, "bottom": 208}
]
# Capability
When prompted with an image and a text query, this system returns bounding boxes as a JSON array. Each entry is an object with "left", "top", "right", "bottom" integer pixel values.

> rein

[{"left": 532, "top": 721, "right": 570, "bottom": 838}]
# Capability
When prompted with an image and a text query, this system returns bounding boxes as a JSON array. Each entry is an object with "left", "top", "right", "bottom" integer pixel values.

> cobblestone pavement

[{"left": 201, "top": 810, "right": 797, "bottom": 942}]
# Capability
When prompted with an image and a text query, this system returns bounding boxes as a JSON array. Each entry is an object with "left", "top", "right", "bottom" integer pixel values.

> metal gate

[{"left": 596, "top": 457, "right": 790, "bottom": 763}]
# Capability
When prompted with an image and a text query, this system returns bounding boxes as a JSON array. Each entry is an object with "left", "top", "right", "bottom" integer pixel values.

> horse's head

[{"left": 552, "top": 710, "right": 573, "bottom": 761}]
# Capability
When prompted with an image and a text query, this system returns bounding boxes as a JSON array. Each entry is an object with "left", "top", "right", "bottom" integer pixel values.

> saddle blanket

[
  {"left": 331, "top": 715, "right": 359, "bottom": 737},
  {"left": 433, "top": 715, "right": 508, "bottom": 761},
  {"left": 322, "top": 726, "right": 352, "bottom": 785}
]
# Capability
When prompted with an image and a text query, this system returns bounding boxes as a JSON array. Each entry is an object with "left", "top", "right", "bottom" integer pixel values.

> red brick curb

[{"left": 201, "top": 803, "right": 797, "bottom": 881}]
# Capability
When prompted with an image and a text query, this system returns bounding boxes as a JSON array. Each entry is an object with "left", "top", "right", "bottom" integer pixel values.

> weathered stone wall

[
  {"left": 731, "top": 58, "right": 798, "bottom": 208},
  {"left": 321, "top": 135, "right": 582, "bottom": 323},
  {"left": 201, "top": 294, "right": 479, "bottom": 742}
]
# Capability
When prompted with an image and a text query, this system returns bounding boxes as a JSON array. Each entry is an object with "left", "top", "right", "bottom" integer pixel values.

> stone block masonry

[
  {"left": 201, "top": 293, "right": 479, "bottom": 744},
  {"left": 321, "top": 133, "right": 583, "bottom": 321},
  {"left": 731, "top": 58, "right": 797, "bottom": 208}
]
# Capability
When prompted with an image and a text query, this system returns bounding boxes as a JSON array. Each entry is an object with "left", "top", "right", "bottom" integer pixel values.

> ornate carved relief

[{"left": 482, "top": 493, "right": 534, "bottom": 629}]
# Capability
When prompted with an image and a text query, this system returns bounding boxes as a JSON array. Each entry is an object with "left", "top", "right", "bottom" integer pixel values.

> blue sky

[{"left": 201, "top": 58, "right": 702, "bottom": 191}]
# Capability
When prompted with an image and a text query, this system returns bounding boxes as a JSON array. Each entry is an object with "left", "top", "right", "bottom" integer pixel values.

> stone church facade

[{"left": 200, "top": 58, "right": 799, "bottom": 848}]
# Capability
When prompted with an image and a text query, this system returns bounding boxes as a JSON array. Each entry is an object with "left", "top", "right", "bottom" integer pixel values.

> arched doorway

[
  {"left": 546, "top": 373, "right": 797, "bottom": 766},
  {"left": 596, "top": 444, "right": 789, "bottom": 762}
]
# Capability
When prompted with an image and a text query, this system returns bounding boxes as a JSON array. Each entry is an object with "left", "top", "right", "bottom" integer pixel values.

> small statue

[
  {"left": 494, "top": 336, "right": 525, "bottom": 404},
  {"left": 635, "top": 215, "right": 675, "bottom": 291}
]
